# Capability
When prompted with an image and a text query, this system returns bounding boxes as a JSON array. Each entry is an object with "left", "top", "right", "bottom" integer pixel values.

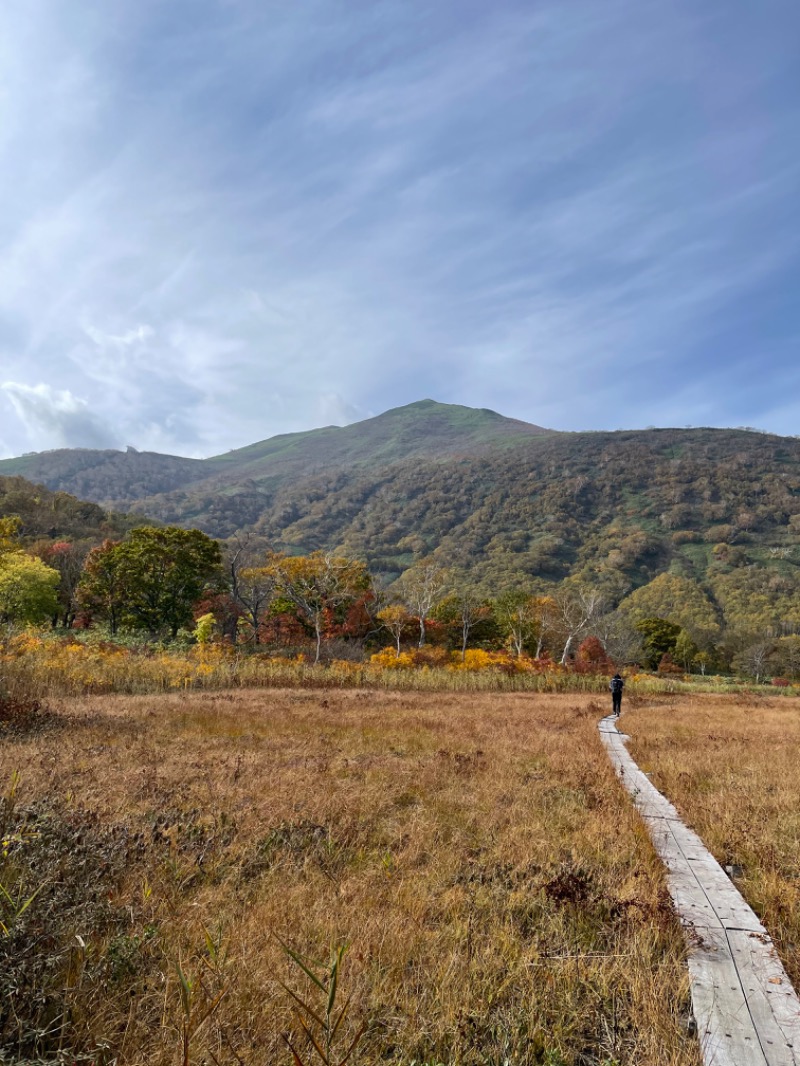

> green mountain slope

[
  {"left": 204, "top": 399, "right": 550, "bottom": 474},
  {"left": 0, "top": 400, "right": 551, "bottom": 509},
  {"left": 0, "top": 449, "right": 206, "bottom": 507}
]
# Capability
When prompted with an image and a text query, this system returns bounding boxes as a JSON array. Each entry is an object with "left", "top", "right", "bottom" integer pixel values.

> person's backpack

[{"left": 611, "top": 676, "right": 623, "bottom": 694}]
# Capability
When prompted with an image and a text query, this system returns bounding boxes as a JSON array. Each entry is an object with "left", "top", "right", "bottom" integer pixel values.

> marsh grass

[
  {"left": 0, "top": 689, "right": 701, "bottom": 1065},
  {"left": 625, "top": 695, "right": 800, "bottom": 989},
  {"left": 2, "top": 631, "right": 775, "bottom": 702}
]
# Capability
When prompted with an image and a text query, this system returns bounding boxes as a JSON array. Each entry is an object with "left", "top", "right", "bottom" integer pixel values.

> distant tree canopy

[{"left": 0, "top": 475, "right": 139, "bottom": 544}]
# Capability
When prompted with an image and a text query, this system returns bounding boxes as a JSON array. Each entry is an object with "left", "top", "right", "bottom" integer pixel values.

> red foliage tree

[{"left": 574, "top": 635, "right": 612, "bottom": 673}]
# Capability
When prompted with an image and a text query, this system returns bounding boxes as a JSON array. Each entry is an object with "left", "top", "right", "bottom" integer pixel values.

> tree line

[{"left": 2, "top": 518, "right": 800, "bottom": 681}]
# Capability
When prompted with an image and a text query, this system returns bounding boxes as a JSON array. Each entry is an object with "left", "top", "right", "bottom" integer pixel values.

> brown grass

[
  {"left": 625, "top": 694, "right": 800, "bottom": 990},
  {"left": 0, "top": 689, "right": 701, "bottom": 1066}
]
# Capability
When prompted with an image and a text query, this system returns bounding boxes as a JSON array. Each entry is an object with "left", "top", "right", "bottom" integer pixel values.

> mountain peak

[{"left": 0, "top": 398, "right": 553, "bottom": 510}]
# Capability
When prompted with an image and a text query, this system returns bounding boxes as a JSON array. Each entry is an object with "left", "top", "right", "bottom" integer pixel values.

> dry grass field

[
  {"left": 625, "top": 695, "right": 800, "bottom": 990},
  {"left": 0, "top": 689, "right": 701, "bottom": 1066}
]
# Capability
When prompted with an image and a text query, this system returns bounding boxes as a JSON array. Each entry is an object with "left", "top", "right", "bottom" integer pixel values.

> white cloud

[{"left": 1, "top": 382, "right": 121, "bottom": 449}]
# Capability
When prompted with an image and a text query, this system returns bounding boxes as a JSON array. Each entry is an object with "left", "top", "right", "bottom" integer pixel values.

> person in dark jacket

[{"left": 610, "top": 673, "right": 624, "bottom": 717}]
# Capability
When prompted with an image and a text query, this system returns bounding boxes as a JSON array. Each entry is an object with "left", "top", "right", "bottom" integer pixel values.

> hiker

[{"left": 610, "top": 672, "right": 624, "bottom": 717}]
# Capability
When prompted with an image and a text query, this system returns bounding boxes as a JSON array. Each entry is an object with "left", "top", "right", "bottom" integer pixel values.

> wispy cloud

[{"left": 0, "top": 0, "right": 798, "bottom": 458}]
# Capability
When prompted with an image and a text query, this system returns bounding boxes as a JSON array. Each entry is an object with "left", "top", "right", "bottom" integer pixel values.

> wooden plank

[
  {"left": 728, "top": 929, "right": 800, "bottom": 1062},
  {"left": 598, "top": 713, "right": 800, "bottom": 1065},
  {"left": 687, "top": 925, "right": 768, "bottom": 1066}
]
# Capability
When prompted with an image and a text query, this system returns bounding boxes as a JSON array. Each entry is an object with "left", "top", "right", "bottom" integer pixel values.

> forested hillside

[
  {"left": 138, "top": 424, "right": 800, "bottom": 596},
  {"left": 0, "top": 476, "right": 146, "bottom": 544},
  {"left": 0, "top": 449, "right": 207, "bottom": 505}
]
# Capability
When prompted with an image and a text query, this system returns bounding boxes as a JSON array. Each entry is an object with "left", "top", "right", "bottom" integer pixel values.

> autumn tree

[
  {"left": 224, "top": 533, "right": 277, "bottom": 642},
  {"left": 575, "top": 635, "right": 611, "bottom": 672},
  {"left": 34, "top": 540, "right": 86, "bottom": 628},
  {"left": 435, "top": 589, "right": 492, "bottom": 660},
  {"left": 769, "top": 635, "right": 800, "bottom": 680},
  {"left": 732, "top": 640, "right": 773, "bottom": 683},
  {"left": 377, "top": 604, "right": 413, "bottom": 658},
  {"left": 271, "top": 551, "right": 370, "bottom": 664},
  {"left": 552, "top": 586, "right": 605, "bottom": 663},
  {"left": 396, "top": 561, "right": 447, "bottom": 648},
  {"left": 590, "top": 610, "right": 643, "bottom": 667},
  {"left": 495, "top": 593, "right": 538, "bottom": 658},
  {"left": 0, "top": 516, "right": 22, "bottom": 555},
  {"left": 0, "top": 551, "right": 59, "bottom": 624},
  {"left": 233, "top": 566, "right": 278, "bottom": 644}
]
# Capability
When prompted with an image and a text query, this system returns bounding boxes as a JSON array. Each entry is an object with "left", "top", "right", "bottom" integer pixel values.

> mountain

[
  {"left": 3, "top": 402, "right": 800, "bottom": 612},
  {"left": 205, "top": 398, "right": 550, "bottom": 474},
  {"left": 215, "top": 425, "right": 800, "bottom": 596},
  {"left": 0, "top": 401, "right": 551, "bottom": 510},
  {"left": 0, "top": 400, "right": 550, "bottom": 515}
]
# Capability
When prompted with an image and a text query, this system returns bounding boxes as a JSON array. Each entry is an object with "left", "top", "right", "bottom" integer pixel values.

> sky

[{"left": 1, "top": 0, "right": 799, "bottom": 458}]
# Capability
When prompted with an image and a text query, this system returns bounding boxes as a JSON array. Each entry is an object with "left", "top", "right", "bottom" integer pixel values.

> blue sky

[{"left": 1, "top": 0, "right": 798, "bottom": 457}]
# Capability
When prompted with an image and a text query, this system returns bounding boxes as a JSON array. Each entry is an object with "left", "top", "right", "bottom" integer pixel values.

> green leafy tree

[
  {"left": 79, "top": 528, "right": 222, "bottom": 638},
  {"left": 118, "top": 527, "right": 222, "bottom": 638},
  {"left": 0, "top": 551, "right": 59, "bottom": 624},
  {"left": 635, "top": 617, "right": 682, "bottom": 671},
  {"left": 78, "top": 539, "right": 127, "bottom": 635},
  {"left": 673, "top": 629, "right": 699, "bottom": 672},
  {"left": 193, "top": 612, "right": 216, "bottom": 645}
]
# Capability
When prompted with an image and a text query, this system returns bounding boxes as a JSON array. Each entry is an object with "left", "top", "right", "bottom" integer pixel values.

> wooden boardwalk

[{"left": 599, "top": 713, "right": 800, "bottom": 1065}]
